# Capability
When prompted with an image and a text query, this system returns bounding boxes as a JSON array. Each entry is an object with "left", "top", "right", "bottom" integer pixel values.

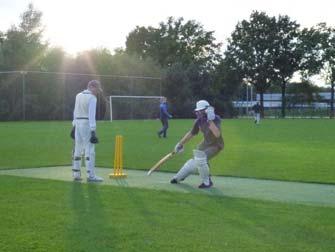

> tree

[
  {"left": 299, "top": 25, "right": 326, "bottom": 77},
  {"left": 186, "top": 63, "right": 213, "bottom": 101},
  {"left": 0, "top": 32, "right": 4, "bottom": 68},
  {"left": 316, "top": 24, "right": 335, "bottom": 118},
  {"left": 39, "top": 47, "right": 69, "bottom": 119},
  {"left": 1, "top": 3, "right": 47, "bottom": 70},
  {"left": 286, "top": 81, "right": 322, "bottom": 108},
  {"left": 272, "top": 15, "right": 302, "bottom": 118},
  {"left": 225, "top": 11, "right": 278, "bottom": 116},
  {"left": 126, "top": 17, "right": 224, "bottom": 117},
  {"left": 0, "top": 3, "right": 47, "bottom": 120},
  {"left": 212, "top": 58, "right": 243, "bottom": 117},
  {"left": 163, "top": 63, "right": 193, "bottom": 117},
  {"left": 126, "top": 17, "right": 221, "bottom": 69},
  {"left": 300, "top": 23, "right": 335, "bottom": 118}
]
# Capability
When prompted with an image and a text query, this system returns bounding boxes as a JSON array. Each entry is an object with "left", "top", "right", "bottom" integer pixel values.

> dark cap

[{"left": 87, "top": 80, "right": 102, "bottom": 91}]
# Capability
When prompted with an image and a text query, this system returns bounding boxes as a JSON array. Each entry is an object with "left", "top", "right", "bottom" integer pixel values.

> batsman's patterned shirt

[{"left": 191, "top": 115, "right": 224, "bottom": 159}]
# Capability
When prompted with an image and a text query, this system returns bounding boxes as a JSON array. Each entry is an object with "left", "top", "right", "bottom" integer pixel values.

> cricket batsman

[
  {"left": 171, "top": 100, "right": 224, "bottom": 188},
  {"left": 70, "top": 80, "right": 103, "bottom": 182}
]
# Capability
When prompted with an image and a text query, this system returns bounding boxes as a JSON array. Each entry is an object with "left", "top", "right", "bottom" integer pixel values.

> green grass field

[
  {"left": 0, "top": 176, "right": 334, "bottom": 252},
  {"left": 1, "top": 119, "right": 335, "bottom": 183},
  {"left": 1, "top": 119, "right": 335, "bottom": 252}
]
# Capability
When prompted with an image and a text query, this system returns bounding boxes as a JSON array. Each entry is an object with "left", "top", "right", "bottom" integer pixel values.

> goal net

[{"left": 109, "top": 95, "right": 163, "bottom": 121}]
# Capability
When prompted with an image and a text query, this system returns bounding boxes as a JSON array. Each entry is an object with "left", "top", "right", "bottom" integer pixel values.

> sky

[{"left": 1, "top": 0, "right": 335, "bottom": 55}]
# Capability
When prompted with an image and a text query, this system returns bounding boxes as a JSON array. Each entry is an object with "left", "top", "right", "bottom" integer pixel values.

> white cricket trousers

[
  {"left": 254, "top": 113, "right": 260, "bottom": 124},
  {"left": 73, "top": 120, "right": 96, "bottom": 177}
]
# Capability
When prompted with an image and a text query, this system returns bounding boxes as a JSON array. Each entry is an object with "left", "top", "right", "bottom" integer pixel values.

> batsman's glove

[
  {"left": 174, "top": 142, "right": 184, "bottom": 154},
  {"left": 205, "top": 106, "right": 215, "bottom": 121},
  {"left": 90, "top": 131, "right": 99, "bottom": 144},
  {"left": 70, "top": 126, "right": 75, "bottom": 140}
]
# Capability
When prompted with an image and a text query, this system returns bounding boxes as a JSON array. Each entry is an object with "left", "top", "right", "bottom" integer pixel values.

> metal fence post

[{"left": 21, "top": 71, "right": 27, "bottom": 121}]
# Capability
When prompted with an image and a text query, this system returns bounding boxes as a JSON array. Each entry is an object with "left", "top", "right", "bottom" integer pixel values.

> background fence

[
  {"left": 233, "top": 87, "right": 332, "bottom": 118},
  {"left": 0, "top": 71, "right": 162, "bottom": 121}
]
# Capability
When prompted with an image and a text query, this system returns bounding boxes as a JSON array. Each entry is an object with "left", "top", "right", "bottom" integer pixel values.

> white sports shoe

[
  {"left": 87, "top": 176, "right": 104, "bottom": 182},
  {"left": 73, "top": 171, "right": 82, "bottom": 181}
]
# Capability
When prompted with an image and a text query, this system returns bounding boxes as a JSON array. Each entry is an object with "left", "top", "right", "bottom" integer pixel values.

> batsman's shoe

[
  {"left": 87, "top": 176, "right": 104, "bottom": 182},
  {"left": 73, "top": 176, "right": 82, "bottom": 182},
  {"left": 198, "top": 177, "right": 213, "bottom": 189},
  {"left": 170, "top": 176, "right": 187, "bottom": 184}
]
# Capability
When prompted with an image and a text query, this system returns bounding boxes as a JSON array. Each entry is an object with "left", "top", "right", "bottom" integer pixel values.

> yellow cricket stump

[{"left": 109, "top": 135, "right": 127, "bottom": 178}]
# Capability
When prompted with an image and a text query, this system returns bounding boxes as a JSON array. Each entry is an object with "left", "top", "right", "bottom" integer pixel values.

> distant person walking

[
  {"left": 70, "top": 80, "right": 103, "bottom": 182},
  {"left": 158, "top": 97, "right": 172, "bottom": 138},
  {"left": 252, "top": 102, "right": 261, "bottom": 124}
]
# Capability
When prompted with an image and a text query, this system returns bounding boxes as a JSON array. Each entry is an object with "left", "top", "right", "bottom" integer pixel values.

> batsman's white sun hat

[{"left": 195, "top": 100, "right": 210, "bottom": 111}]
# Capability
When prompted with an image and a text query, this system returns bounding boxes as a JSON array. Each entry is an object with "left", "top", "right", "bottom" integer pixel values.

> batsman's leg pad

[
  {"left": 173, "top": 159, "right": 197, "bottom": 181},
  {"left": 193, "top": 150, "right": 210, "bottom": 185}
]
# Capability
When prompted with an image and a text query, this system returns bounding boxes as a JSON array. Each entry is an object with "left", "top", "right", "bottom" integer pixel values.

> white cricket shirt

[{"left": 73, "top": 90, "right": 97, "bottom": 131}]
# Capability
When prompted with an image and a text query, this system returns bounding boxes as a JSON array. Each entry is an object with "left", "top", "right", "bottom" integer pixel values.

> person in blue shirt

[{"left": 158, "top": 97, "right": 172, "bottom": 138}]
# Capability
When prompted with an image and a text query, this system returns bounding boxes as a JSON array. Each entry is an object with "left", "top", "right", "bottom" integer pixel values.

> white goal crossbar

[{"left": 109, "top": 95, "right": 163, "bottom": 121}]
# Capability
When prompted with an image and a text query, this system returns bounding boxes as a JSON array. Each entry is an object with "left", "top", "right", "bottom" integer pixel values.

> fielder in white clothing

[
  {"left": 171, "top": 100, "right": 224, "bottom": 189},
  {"left": 71, "top": 80, "right": 103, "bottom": 182}
]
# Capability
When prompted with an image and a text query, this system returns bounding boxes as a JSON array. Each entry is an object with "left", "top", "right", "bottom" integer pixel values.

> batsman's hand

[
  {"left": 205, "top": 106, "right": 215, "bottom": 121},
  {"left": 90, "top": 131, "right": 99, "bottom": 144},
  {"left": 70, "top": 126, "right": 75, "bottom": 140},
  {"left": 174, "top": 142, "right": 184, "bottom": 154}
]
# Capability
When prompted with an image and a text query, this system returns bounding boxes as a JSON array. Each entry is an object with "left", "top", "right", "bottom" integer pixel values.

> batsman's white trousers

[
  {"left": 73, "top": 120, "right": 95, "bottom": 176},
  {"left": 173, "top": 150, "right": 210, "bottom": 185}
]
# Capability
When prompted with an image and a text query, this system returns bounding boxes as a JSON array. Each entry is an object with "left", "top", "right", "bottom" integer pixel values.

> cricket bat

[{"left": 147, "top": 151, "right": 175, "bottom": 176}]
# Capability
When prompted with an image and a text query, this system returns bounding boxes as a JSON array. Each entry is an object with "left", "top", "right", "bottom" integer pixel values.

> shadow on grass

[
  {"left": 116, "top": 178, "right": 158, "bottom": 228},
  {"left": 174, "top": 181, "right": 226, "bottom": 197},
  {"left": 67, "top": 182, "right": 118, "bottom": 251},
  {"left": 115, "top": 178, "right": 129, "bottom": 187}
]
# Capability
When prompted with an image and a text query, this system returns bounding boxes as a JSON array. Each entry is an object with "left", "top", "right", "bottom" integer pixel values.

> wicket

[{"left": 109, "top": 135, "right": 127, "bottom": 178}]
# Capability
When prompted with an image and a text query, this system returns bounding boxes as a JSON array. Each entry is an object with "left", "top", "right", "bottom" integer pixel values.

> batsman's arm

[
  {"left": 179, "top": 131, "right": 194, "bottom": 145},
  {"left": 174, "top": 131, "right": 194, "bottom": 153},
  {"left": 175, "top": 120, "right": 199, "bottom": 153},
  {"left": 208, "top": 121, "right": 221, "bottom": 138}
]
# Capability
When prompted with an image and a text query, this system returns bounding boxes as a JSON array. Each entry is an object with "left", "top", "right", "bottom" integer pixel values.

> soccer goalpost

[{"left": 109, "top": 95, "right": 163, "bottom": 121}]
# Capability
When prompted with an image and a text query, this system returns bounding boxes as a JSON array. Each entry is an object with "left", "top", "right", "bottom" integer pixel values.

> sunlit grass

[{"left": 0, "top": 119, "right": 334, "bottom": 183}]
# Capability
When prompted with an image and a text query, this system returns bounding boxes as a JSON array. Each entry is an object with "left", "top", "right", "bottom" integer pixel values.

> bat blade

[{"left": 147, "top": 152, "right": 175, "bottom": 176}]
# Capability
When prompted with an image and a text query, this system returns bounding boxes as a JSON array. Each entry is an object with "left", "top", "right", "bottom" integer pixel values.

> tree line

[{"left": 0, "top": 4, "right": 334, "bottom": 120}]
